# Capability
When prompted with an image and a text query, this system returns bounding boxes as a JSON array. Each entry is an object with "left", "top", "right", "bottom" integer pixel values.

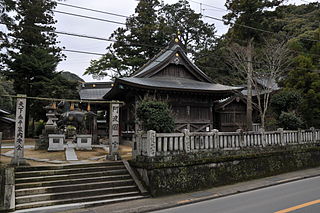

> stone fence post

[
  {"left": 212, "top": 129, "right": 219, "bottom": 149},
  {"left": 259, "top": 128, "right": 266, "bottom": 147},
  {"left": 146, "top": 130, "right": 156, "bottom": 157},
  {"left": 0, "top": 167, "right": 15, "bottom": 211},
  {"left": 237, "top": 129, "right": 245, "bottom": 148},
  {"left": 134, "top": 131, "right": 143, "bottom": 158},
  {"left": 277, "top": 128, "right": 285, "bottom": 146},
  {"left": 310, "top": 127, "right": 316, "bottom": 143},
  {"left": 297, "top": 128, "right": 302, "bottom": 144},
  {"left": 182, "top": 129, "right": 191, "bottom": 153}
]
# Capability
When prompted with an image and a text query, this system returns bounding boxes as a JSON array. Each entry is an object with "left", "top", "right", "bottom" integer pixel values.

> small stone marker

[
  {"left": 108, "top": 103, "right": 120, "bottom": 160},
  {"left": 11, "top": 94, "right": 28, "bottom": 166}
]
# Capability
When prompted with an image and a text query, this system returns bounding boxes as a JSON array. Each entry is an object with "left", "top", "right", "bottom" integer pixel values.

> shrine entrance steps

[{"left": 14, "top": 161, "right": 147, "bottom": 211}]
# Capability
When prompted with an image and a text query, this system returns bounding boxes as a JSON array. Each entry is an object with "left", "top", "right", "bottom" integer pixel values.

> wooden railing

[{"left": 132, "top": 128, "right": 320, "bottom": 158}]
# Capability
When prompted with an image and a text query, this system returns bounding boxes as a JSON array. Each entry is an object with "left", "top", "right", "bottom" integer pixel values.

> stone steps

[
  {"left": 15, "top": 192, "right": 143, "bottom": 210},
  {"left": 15, "top": 174, "right": 132, "bottom": 189},
  {"left": 15, "top": 161, "right": 146, "bottom": 210},
  {"left": 16, "top": 179, "right": 136, "bottom": 196},
  {"left": 15, "top": 161, "right": 124, "bottom": 171},
  {"left": 15, "top": 169, "right": 129, "bottom": 183},
  {"left": 15, "top": 165, "right": 125, "bottom": 178}
]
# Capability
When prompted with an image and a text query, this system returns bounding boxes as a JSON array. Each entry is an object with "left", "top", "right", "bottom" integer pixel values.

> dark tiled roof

[
  {"left": 79, "top": 88, "right": 111, "bottom": 100},
  {"left": 118, "top": 77, "right": 242, "bottom": 92},
  {"left": 132, "top": 42, "right": 212, "bottom": 83}
]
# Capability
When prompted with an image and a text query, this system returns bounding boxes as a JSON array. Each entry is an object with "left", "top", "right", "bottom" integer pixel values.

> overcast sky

[{"left": 54, "top": 0, "right": 310, "bottom": 82}]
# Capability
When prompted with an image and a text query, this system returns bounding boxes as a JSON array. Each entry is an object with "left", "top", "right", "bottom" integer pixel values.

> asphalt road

[{"left": 153, "top": 176, "right": 320, "bottom": 213}]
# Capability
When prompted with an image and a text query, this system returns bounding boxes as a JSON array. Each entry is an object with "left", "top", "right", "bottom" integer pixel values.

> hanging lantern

[
  {"left": 52, "top": 102, "right": 57, "bottom": 110},
  {"left": 87, "top": 103, "right": 91, "bottom": 112},
  {"left": 70, "top": 102, "right": 75, "bottom": 111}
]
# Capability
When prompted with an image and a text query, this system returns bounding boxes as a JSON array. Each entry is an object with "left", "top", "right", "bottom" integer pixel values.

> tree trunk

[{"left": 246, "top": 38, "right": 254, "bottom": 131}]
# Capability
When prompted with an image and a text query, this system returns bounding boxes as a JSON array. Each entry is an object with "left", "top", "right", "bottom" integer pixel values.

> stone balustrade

[{"left": 133, "top": 128, "right": 320, "bottom": 158}]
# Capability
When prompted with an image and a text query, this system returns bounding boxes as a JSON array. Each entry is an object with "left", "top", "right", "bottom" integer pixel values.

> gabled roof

[
  {"left": 215, "top": 95, "right": 247, "bottom": 110},
  {"left": 79, "top": 82, "right": 113, "bottom": 100},
  {"left": 103, "top": 40, "right": 243, "bottom": 100},
  {"left": 80, "top": 88, "right": 111, "bottom": 100},
  {"left": 132, "top": 40, "right": 213, "bottom": 83},
  {"left": 118, "top": 77, "right": 240, "bottom": 93},
  {"left": 104, "top": 77, "right": 243, "bottom": 100}
]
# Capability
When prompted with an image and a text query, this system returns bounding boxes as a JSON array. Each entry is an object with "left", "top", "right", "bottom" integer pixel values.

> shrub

[
  {"left": 34, "top": 120, "right": 45, "bottom": 136},
  {"left": 278, "top": 111, "right": 304, "bottom": 130},
  {"left": 270, "top": 90, "right": 302, "bottom": 115},
  {"left": 137, "top": 99, "right": 175, "bottom": 133}
]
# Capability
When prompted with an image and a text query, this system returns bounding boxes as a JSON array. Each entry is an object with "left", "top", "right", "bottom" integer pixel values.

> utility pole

[{"left": 246, "top": 39, "right": 254, "bottom": 131}]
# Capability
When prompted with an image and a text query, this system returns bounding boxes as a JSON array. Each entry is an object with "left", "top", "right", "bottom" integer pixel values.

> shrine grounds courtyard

[{"left": 0, "top": 138, "right": 132, "bottom": 166}]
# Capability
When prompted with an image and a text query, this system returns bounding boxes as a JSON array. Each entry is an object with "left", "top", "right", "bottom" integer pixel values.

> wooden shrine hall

[{"left": 101, "top": 40, "right": 242, "bottom": 133}]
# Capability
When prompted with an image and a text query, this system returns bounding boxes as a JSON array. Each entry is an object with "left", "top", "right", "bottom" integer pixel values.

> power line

[
  {"left": 53, "top": 10, "right": 126, "bottom": 25},
  {"left": 53, "top": 3, "right": 319, "bottom": 44},
  {"left": 56, "top": 2, "right": 128, "bottom": 18},
  {"left": 204, "top": 14, "right": 320, "bottom": 43},
  {"left": 189, "top": 0, "right": 227, "bottom": 12},
  {"left": 1, "top": 22, "right": 319, "bottom": 58}
]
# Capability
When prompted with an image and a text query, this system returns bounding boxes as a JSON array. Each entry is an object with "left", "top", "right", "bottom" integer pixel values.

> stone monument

[
  {"left": 11, "top": 94, "right": 28, "bottom": 166},
  {"left": 108, "top": 103, "right": 120, "bottom": 160}
]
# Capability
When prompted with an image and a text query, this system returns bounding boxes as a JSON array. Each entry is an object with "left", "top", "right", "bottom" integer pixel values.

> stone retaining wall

[{"left": 130, "top": 144, "right": 320, "bottom": 196}]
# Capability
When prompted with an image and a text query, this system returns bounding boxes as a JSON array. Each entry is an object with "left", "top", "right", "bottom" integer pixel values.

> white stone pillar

[
  {"left": 11, "top": 94, "right": 28, "bottom": 166},
  {"left": 278, "top": 128, "right": 285, "bottom": 146},
  {"left": 212, "top": 129, "right": 219, "bottom": 149},
  {"left": 182, "top": 129, "right": 191, "bottom": 153},
  {"left": 108, "top": 103, "right": 120, "bottom": 160},
  {"left": 146, "top": 130, "right": 156, "bottom": 157}
]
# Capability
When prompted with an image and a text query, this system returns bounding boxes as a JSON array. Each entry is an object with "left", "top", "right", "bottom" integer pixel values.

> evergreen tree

[
  {"left": 1, "top": 0, "right": 63, "bottom": 96},
  {"left": 0, "top": 0, "right": 64, "bottom": 135},
  {"left": 85, "top": 0, "right": 216, "bottom": 79},
  {"left": 223, "top": 0, "right": 284, "bottom": 130}
]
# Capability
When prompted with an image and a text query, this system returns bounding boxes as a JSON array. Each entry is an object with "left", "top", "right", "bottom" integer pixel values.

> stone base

[
  {"left": 106, "top": 152, "right": 121, "bottom": 161},
  {"left": 10, "top": 157, "right": 30, "bottom": 166},
  {"left": 48, "top": 134, "right": 65, "bottom": 151},
  {"left": 76, "top": 135, "right": 92, "bottom": 150}
]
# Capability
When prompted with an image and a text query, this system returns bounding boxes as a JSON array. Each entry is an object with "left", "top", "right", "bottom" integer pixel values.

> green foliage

[
  {"left": 30, "top": 73, "right": 80, "bottom": 121},
  {"left": 1, "top": 0, "right": 63, "bottom": 95},
  {"left": 278, "top": 112, "right": 304, "bottom": 130},
  {"left": 270, "top": 90, "right": 302, "bottom": 115},
  {"left": 0, "top": 0, "right": 68, "bottom": 134},
  {"left": 0, "top": 78, "right": 14, "bottom": 111},
  {"left": 283, "top": 31, "right": 320, "bottom": 128},
  {"left": 85, "top": 0, "right": 216, "bottom": 78},
  {"left": 270, "top": 90, "right": 304, "bottom": 130},
  {"left": 60, "top": 71, "right": 84, "bottom": 82},
  {"left": 137, "top": 99, "right": 174, "bottom": 133},
  {"left": 0, "top": 83, "right": 13, "bottom": 111},
  {"left": 34, "top": 120, "right": 45, "bottom": 136},
  {"left": 223, "top": 0, "right": 284, "bottom": 41}
]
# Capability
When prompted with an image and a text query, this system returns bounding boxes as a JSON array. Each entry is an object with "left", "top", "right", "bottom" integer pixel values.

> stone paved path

[{"left": 65, "top": 141, "right": 78, "bottom": 161}]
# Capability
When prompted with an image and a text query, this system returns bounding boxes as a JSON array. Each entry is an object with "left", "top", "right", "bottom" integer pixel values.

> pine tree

[
  {"left": 2, "top": 0, "right": 63, "bottom": 96},
  {"left": 1, "top": 0, "right": 64, "bottom": 135}
]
